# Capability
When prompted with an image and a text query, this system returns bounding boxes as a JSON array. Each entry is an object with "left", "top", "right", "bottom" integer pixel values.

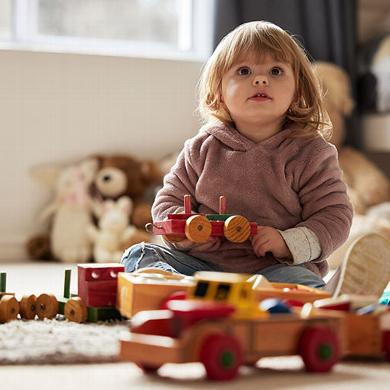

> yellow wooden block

[{"left": 117, "top": 270, "right": 195, "bottom": 318}]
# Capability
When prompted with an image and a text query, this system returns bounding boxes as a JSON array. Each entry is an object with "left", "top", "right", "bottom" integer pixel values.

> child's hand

[{"left": 252, "top": 226, "right": 292, "bottom": 259}]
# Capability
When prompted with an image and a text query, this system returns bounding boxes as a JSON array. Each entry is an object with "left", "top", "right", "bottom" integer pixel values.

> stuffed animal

[
  {"left": 87, "top": 196, "right": 150, "bottom": 262},
  {"left": 312, "top": 61, "right": 390, "bottom": 214},
  {"left": 90, "top": 154, "right": 162, "bottom": 230},
  {"left": 28, "top": 158, "right": 98, "bottom": 263}
]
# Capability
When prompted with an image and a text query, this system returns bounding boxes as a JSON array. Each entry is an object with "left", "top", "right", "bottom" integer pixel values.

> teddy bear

[
  {"left": 87, "top": 196, "right": 150, "bottom": 263},
  {"left": 312, "top": 61, "right": 390, "bottom": 215},
  {"left": 27, "top": 158, "right": 99, "bottom": 263},
  {"left": 90, "top": 154, "right": 162, "bottom": 231}
]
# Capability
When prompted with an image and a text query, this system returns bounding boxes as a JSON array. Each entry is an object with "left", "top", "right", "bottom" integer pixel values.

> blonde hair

[{"left": 198, "top": 21, "right": 331, "bottom": 140}]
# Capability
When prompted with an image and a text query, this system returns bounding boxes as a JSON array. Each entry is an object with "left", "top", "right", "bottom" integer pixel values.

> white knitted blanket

[{"left": 0, "top": 318, "right": 130, "bottom": 364}]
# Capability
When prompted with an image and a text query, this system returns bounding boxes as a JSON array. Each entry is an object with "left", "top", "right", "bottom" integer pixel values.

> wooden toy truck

[
  {"left": 149, "top": 195, "right": 257, "bottom": 243},
  {"left": 116, "top": 269, "right": 330, "bottom": 318},
  {"left": 0, "top": 272, "right": 58, "bottom": 323},
  {"left": 120, "top": 272, "right": 344, "bottom": 380}
]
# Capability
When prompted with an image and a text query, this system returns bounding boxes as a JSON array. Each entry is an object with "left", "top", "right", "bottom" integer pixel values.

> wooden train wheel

[
  {"left": 64, "top": 297, "right": 87, "bottom": 323},
  {"left": 36, "top": 293, "right": 58, "bottom": 320},
  {"left": 0, "top": 295, "right": 20, "bottom": 323},
  {"left": 185, "top": 215, "right": 212, "bottom": 243},
  {"left": 19, "top": 294, "right": 37, "bottom": 320},
  {"left": 224, "top": 215, "right": 250, "bottom": 243}
]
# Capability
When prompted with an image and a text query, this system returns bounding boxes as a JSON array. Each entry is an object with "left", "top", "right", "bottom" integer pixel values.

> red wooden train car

[{"left": 149, "top": 195, "right": 257, "bottom": 243}]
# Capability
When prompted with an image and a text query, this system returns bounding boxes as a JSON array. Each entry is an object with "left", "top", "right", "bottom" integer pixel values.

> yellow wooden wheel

[
  {"left": 36, "top": 293, "right": 58, "bottom": 320},
  {"left": 19, "top": 294, "right": 37, "bottom": 320},
  {"left": 0, "top": 295, "right": 20, "bottom": 323},
  {"left": 185, "top": 215, "right": 212, "bottom": 243},
  {"left": 224, "top": 215, "right": 251, "bottom": 243},
  {"left": 64, "top": 297, "right": 88, "bottom": 323}
]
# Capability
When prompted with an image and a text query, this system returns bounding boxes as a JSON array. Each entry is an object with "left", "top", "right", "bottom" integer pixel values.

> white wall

[{"left": 0, "top": 50, "right": 203, "bottom": 260}]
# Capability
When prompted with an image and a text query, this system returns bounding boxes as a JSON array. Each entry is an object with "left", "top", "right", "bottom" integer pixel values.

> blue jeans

[{"left": 121, "top": 243, "right": 325, "bottom": 288}]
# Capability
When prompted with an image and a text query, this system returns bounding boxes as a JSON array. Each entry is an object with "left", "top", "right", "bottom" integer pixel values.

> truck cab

[{"left": 189, "top": 271, "right": 267, "bottom": 319}]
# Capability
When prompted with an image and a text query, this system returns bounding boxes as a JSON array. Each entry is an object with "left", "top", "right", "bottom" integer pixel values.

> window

[
  {"left": 0, "top": 0, "right": 214, "bottom": 60},
  {"left": 193, "top": 281, "right": 209, "bottom": 298},
  {"left": 214, "top": 283, "right": 231, "bottom": 301},
  {"left": 0, "top": 0, "right": 11, "bottom": 38}
]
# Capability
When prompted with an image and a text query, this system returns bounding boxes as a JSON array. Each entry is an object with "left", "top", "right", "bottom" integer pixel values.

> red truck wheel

[
  {"left": 200, "top": 333, "right": 243, "bottom": 381},
  {"left": 299, "top": 326, "right": 340, "bottom": 372},
  {"left": 136, "top": 363, "right": 161, "bottom": 374},
  {"left": 382, "top": 331, "right": 390, "bottom": 361}
]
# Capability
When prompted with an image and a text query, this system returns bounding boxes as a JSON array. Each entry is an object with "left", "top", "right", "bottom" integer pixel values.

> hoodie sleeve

[
  {"left": 294, "top": 142, "right": 353, "bottom": 263},
  {"left": 152, "top": 134, "right": 206, "bottom": 221}
]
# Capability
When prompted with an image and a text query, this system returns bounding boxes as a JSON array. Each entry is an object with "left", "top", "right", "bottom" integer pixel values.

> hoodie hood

[{"left": 202, "top": 122, "right": 295, "bottom": 152}]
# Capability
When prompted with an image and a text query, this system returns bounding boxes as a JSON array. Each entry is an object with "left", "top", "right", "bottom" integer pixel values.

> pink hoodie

[{"left": 152, "top": 123, "right": 353, "bottom": 277}]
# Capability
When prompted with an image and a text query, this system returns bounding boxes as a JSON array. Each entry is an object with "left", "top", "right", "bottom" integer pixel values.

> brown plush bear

[
  {"left": 91, "top": 154, "right": 162, "bottom": 229},
  {"left": 312, "top": 61, "right": 390, "bottom": 215}
]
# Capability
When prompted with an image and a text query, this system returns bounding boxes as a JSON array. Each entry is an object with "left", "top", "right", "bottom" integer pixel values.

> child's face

[{"left": 221, "top": 53, "right": 296, "bottom": 136}]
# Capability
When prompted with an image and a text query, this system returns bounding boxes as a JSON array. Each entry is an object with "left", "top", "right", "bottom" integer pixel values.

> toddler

[{"left": 122, "top": 21, "right": 390, "bottom": 295}]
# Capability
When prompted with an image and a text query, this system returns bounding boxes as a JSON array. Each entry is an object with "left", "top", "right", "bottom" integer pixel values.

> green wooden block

[
  {"left": 206, "top": 214, "right": 232, "bottom": 221},
  {"left": 0, "top": 273, "right": 6, "bottom": 293},
  {"left": 87, "top": 306, "right": 122, "bottom": 322},
  {"left": 58, "top": 294, "right": 121, "bottom": 322},
  {"left": 57, "top": 296, "right": 68, "bottom": 315}
]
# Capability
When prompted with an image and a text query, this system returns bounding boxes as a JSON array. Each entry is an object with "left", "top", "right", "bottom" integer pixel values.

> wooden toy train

[
  {"left": 0, "top": 264, "right": 124, "bottom": 324},
  {"left": 147, "top": 194, "right": 257, "bottom": 243}
]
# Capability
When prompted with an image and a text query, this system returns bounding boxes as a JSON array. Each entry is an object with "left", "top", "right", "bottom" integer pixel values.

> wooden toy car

[
  {"left": 314, "top": 295, "right": 390, "bottom": 360},
  {"left": 0, "top": 272, "right": 58, "bottom": 323},
  {"left": 58, "top": 263, "right": 124, "bottom": 323},
  {"left": 149, "top": 195, "right": 257, "bottom": 243},
  {"left": 120, "top": 272, "right": 343, "bottom": 380},
  {"left": 117, "top": 268, "right": 195, "bottom": 318}
]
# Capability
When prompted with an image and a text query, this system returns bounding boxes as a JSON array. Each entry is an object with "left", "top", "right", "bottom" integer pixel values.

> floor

[{"left": 1, "top": 262, "right": 390, "bottom": 390}]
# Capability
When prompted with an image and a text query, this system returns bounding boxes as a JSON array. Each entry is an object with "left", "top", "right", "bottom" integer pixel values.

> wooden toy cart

[
  {"left": 120, "top": 272, "right": 344, "bottom": 380},
  {"left": 149, "top": 195, "right": 257, "bottom": 243}
]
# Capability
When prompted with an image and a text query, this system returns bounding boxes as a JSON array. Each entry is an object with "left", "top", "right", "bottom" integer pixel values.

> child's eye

[
  {"left": 270, "top": 67, "right": 283, "bottom": 76},
  {"left": 237, "top": 66, "right": 251, "bottom": 76}
]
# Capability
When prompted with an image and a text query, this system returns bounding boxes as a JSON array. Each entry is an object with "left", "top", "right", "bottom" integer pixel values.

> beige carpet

[
  {"left": 1, "top": 262, "right": 389, "bottom": 389},
  {"left": 0, "top": 318, "right": 129, "bottom": 364}
]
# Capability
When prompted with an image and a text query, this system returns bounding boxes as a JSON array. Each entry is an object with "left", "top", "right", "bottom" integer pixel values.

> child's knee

[
  {"left": 121, "top": 242, "right": 166, "bottom": 272},
  {"left": 121, "top": 243, "right": 145, "bottom": 272}
]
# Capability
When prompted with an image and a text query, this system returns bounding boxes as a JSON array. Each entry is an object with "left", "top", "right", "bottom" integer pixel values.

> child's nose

[{"left": 253, "top": 75, "right": 269, "bottom": 86}]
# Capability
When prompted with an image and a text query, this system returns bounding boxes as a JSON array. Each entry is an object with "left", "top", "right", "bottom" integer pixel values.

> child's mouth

[{"left": 249, "top": 92, "right": 272, "bottom": 101}]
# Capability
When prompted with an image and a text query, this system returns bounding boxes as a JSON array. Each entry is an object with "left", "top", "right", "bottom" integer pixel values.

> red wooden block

[{"left": 78, "top": 264, "right": 124, "bottom": 307}]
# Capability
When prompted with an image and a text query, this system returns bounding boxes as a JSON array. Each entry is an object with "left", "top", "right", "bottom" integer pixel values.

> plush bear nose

[{"left": 102, "top": 175, "right": 112, "bottom": 182}]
